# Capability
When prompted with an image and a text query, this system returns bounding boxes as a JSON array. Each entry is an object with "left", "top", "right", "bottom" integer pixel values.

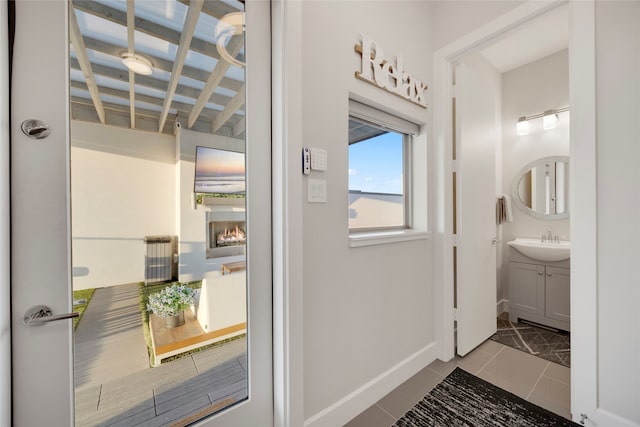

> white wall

[
  {"left": 297, "top": 2, "right": 434, "bottom": 425},
  {"left": 71, "top": 123, "right": 244, "bottom": 288},
  {"left": 500, "top": 50, "right": 569, "bottom": 302},
  {"left": 176, "top": 128, "right": 245, "bottom": 282},
  {"left": 431, "top": 0, "right": 526, "bottom": 51},
  {"left": 594, "top": 2, "right": 640, "bottom": 423},
  {"left": 0, "top": 0, "right": 10, "bottom": 424},
  {"left": 71, "top": 122, "right": 176, "bottom": 289}
]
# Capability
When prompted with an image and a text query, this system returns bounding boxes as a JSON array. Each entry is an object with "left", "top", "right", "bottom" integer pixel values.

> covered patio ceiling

[{"left": 70, "top": 0, "right": 246, "bottom": 138}]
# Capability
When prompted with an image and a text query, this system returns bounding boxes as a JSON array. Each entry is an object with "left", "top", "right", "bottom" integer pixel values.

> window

[{"left": 348, "top": 100, "right": 419, "bottom": 231}]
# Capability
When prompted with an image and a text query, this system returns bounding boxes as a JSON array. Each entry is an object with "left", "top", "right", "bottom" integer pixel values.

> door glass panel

[{"left": 69, "top": 1, "right": 248, "bottom": 424}]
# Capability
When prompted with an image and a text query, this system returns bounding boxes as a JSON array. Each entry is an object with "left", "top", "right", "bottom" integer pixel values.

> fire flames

[{"left": 216, "top": 224, "right": 246, "bottom": 247}]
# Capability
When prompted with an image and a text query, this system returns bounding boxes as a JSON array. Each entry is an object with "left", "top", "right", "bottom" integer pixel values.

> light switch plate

[
  {"left": 310, "top": 148, "right": 327, "bottom": 171},
  {"left": 307, "top": 179, "right": 327, "bottom": 203}
]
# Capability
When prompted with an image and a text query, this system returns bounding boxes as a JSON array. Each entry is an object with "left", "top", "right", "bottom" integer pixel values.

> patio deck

[{"left": 74, "top": 283, "right": 248, "bottom": 426}]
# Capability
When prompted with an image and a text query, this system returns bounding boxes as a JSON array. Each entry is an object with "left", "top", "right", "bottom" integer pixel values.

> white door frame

[
  {"left": 271, "top": 1, "right": 305, "bottom": 426},
  {"left": 432, "top": 1, "right": 598, "bottom": 424},
  {"left": 0, "top": 0, "right": 11, "bottom": 425}
]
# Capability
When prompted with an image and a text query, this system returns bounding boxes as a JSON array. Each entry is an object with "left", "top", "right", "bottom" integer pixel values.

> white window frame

[{"left": 348, "top": 100, "right": 429, "bottom": 246}]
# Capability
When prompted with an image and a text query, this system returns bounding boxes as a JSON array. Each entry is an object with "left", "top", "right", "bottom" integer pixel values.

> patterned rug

[
  {"left": 489, "top": 316, "right": 570, "bottom": 367},
  {"left": 393, "top": 368, "right": 579, "bottom": 427}
]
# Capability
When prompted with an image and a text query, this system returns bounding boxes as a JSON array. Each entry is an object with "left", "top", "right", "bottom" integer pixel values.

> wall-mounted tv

[{"left": 194, "top": 146, "right": 245, "bottom": 195}]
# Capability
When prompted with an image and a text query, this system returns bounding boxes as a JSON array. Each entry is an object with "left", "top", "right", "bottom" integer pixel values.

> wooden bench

[{"left": 221, "top": 261, "right": 246, "bottom": 275}]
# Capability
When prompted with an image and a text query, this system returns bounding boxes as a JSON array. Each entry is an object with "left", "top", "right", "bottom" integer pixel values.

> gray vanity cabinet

[
  {"left": 509, "top": 261, "right": 570, "bottom": 331},
  {"left": 509, "top": 262, "right": 545, "bottom": 316}
]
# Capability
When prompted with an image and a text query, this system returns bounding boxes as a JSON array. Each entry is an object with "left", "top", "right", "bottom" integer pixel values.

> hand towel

[{"left": 503, "top": 195, "right": 513, "bottom": 223}]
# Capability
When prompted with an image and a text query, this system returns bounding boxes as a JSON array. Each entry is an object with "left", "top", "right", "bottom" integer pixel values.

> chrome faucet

[{"left": 542, "top": 226, "right": 560, "bottom": 243}]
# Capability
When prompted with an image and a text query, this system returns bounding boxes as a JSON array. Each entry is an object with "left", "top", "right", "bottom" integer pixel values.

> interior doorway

[
  {"left": 433, "top": 1, "right": 598, "bottom": 424},
  {"left": 453, "top": 4, "right": 570, "bottom": 356}
]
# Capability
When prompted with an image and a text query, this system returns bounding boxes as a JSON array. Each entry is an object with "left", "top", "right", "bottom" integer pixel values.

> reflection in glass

[{"left": 70, "top": 1, "right": 248, "bottom": 425}]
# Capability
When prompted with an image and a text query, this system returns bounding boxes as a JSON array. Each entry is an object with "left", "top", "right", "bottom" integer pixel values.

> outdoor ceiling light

[
  {"left": 215, "top": 12, "right": 245, "bottom": 68},
  {"left": 542, "top": 110, "right": 559, "bottom": 130},
  {"left": 121, "top": 53, "right": 153, "bottom": 75},
  {"left": 516, "top": 116, "right": 530, "bottom": 136}
]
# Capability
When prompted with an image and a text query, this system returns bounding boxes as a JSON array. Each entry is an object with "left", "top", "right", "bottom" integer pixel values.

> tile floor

[{"left": 344, "top": 339, "right": 572, "bottom": 427}]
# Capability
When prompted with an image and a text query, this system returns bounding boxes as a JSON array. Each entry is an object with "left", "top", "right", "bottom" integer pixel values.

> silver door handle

[{"left": 23, "top": 305, "right": 79, "bottom": 327}]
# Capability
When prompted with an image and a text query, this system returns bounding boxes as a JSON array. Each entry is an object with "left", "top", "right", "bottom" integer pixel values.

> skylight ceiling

[{"left": 70, "top": 0, "right": 246, "bottom": 137}]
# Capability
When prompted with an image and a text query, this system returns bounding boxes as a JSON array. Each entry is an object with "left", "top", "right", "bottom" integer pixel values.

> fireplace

[
  {"left": 211, "top": 221, "right": 246, "bottom": 248},
  {"left": 206, "top": 211, "right": 246, "bottom": 259}
]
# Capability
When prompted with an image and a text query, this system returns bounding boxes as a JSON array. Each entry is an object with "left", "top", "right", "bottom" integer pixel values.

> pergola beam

[
  {"left": 71, "top": 0, "right": 244, "bottom": 64},
  {"left": 232, "top": 117, "right": 245, "bottom": 138},
  {"left": 69, "top": 8, "right": 105, "bottom": 124},
  {"left": 211, "top": 86, "right": 245, "bottom": 134},
  {"left": 158, "top": 0, "right": 204, "bottom": 132},
  {"left": 126, "top": 0, "right": 136, "bottom": 128},
  {"left": 69, "top": 58, "right": 240, "bottom": 110},
  {"left": 188, "top": 35, "right": 243, "bottom": 128}
]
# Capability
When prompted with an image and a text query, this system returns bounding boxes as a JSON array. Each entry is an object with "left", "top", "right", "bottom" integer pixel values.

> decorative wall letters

[{"left": 355, "top": 35, "right": 428, "bottom": 108}]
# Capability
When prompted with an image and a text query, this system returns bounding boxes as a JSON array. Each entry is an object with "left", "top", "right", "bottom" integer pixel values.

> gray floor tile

[
  {"left": 426, "top": 357, "right": 457, "bottom": 377},
  {"left": 476, "top": 345, "right": 549, "bottom": 399},
  {"left": 376, "top": 366, "right": 443, "bottom": 419},
  {"left": 343, "top": 404, "right": 395, "bottom": 427},
  {"left": 527, "top": 375, "right": 571, "bottom": 419}
]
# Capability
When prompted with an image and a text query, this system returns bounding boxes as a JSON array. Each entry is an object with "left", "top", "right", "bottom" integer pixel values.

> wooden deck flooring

[{"left": 74, "top": 283, "right": 248, "bottom": 426}]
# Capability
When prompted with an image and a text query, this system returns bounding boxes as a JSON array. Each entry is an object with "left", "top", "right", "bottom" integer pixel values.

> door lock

[{"left": 21, "top": 119, "right": 50, "bottom": 139}]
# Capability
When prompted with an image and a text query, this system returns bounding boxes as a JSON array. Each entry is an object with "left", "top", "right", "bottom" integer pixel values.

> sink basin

[{"left": 507, "top": 238, "right": 570, "bottom": 262}]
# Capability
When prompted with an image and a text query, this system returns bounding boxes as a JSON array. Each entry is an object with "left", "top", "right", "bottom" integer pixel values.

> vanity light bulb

[
  {"left": 543, "top": 110, "right": 558, "bottom": 130},
  {"left": 516, "top": 117, "right": 530, "bottom": 136}
]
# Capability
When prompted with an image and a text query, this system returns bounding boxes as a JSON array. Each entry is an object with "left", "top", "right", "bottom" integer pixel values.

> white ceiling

[{"left": 481, "top": 5, "right": 569, "bottom": 73}]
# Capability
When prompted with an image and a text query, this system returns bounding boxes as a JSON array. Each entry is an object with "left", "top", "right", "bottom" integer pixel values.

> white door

[
  {"left": 10, "top": 1, "right": 272, "bottom": 425},
  {"left": 455, "top": 56, "right": 498, "bottom": 356}
]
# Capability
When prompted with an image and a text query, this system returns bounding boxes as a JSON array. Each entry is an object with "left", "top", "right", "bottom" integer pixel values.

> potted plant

[{"left": 147, "top": 283, "right": 196, "bottom": 328}]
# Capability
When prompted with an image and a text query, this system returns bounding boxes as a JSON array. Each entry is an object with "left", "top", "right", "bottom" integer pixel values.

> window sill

[{"left": 349, "top": 229, "right": 431, "bottom": 247}]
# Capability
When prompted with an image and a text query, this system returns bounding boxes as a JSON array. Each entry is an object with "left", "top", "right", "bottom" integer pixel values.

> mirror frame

[{"left": 511, "top": 155, "right": 570, "bottom": 220}]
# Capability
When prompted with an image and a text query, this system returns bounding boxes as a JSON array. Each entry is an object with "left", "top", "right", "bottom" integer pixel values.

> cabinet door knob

[
  {"left": 547, "top": 273, "right": 552, "bottom": 277},
  {"left": 538, "top": 271, "right": 543, "bottom": 275}
]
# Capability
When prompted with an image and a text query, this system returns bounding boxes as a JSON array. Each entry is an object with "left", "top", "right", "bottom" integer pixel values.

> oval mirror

[{"left": 511, "top": 156, "right": 569, "bottom": 220}]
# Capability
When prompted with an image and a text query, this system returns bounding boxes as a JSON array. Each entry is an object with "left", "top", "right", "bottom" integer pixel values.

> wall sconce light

[
  {"left": 516, "top": 106, "right": 569, "bottom": 135},
  {"left": 516, "top": 116, "right": 530, "bottom": 136},
  {"left": 542, "top": 110, "right": 559, "bottom": 130}
]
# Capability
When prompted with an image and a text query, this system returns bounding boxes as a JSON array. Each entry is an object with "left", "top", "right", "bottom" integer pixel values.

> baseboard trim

[
  {"left": 304, "top": 342, "right": 438, "bottom": 427},
  {"left": 594, "top": 408, "right": 639, "bottom": 427},
  {"left": 497, "top": 299, "right": 509, "bottom": 315}
]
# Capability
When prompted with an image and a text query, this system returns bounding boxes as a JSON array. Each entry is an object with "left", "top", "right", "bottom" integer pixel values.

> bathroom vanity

[
  {"left": 507, "top": 155, "right": 571, "bottom": 332},
  {"left": 508, "top": 251, "right": 570, "bottom": 332}
]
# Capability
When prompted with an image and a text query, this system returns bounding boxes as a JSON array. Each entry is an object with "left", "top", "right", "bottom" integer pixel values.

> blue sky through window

[{"left": 349, "top": 132, "right": 403, "bottom": 195}]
